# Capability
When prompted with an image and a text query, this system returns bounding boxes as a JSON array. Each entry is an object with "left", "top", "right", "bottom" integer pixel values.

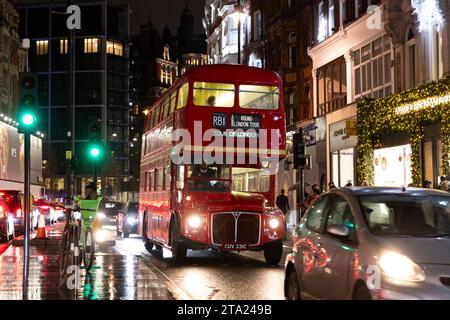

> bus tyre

[
  {"left": 144, "top": 239, "right": 154, "bottom": 252},
  {"left": 170, "top": 219, "right": 186, "bottom": 264},
  {"left": 264, "top": 241, "right": 283, "bottom": 266}
]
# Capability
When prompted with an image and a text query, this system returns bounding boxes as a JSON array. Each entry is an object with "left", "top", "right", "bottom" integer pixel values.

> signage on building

[
  {"left": 395, "top": 93, "right": 450, "bottom": 115},
  {"left": 0, "top": 121, "right": 42, "bottom": 184},
  {"left": 330, "top": 119, "right": 358, "bottom": 153},
  {"left": 302, "top": 124, "right": 316, "bottom": 146}
]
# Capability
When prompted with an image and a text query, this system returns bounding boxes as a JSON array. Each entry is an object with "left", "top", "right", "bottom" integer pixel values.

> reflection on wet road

[
  {"left": 0, "top": 225, "right": 287, "bottom": 300},
  {"left": 114, "top": 236, "right": 287, "bottom": 300}
]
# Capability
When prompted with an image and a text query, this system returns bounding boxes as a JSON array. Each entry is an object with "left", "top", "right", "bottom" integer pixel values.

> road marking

[{"left": 140, "top": 257, "right": 194, "bottom": 301}]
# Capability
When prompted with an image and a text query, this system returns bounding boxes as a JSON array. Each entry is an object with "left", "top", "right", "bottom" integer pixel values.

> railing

[{"left": 317, "top": 95, "right": 347, "bottom": 116}]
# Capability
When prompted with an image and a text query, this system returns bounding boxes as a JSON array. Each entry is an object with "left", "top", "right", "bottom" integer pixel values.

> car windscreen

[{"left": 359, "top": 194, "right": 450, "bottom": 237}]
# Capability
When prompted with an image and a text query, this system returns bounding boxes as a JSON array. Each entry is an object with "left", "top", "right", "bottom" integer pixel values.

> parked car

[
  {"left": 0, "top": 191, "right": 25, "bottom": 234},
  {"left": 285, "top": 187, "right": 450, "bottom": 300},
  {"left": 32, "top": 198, "right": 51, "bottom": 227},
  {"left": 97, "top": 201, "right": 123, "bottom": 227},
  {"left": 50, "top": 203, "right": 66, "bottom": 224},
  {"left": 116, "top": 201, "right": 139, "bottom": 238},
  {"left": 0, "top": 198, "right": 14, "bottom": 241}
]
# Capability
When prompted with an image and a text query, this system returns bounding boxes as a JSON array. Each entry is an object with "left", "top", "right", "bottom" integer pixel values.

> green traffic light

[
  {"left": 21, "top": 113, "right": 35, "bottom": 126},
  {"left": 90, "top": 147, "right": 100, "bottom": 158}
]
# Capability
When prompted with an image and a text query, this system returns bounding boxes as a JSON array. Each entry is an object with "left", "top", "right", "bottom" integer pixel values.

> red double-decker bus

[{"left": 139, "top": 64, "right": 287, "bottom": 265}]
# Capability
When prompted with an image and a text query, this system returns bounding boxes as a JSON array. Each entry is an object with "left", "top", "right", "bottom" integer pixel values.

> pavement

[{"left": 0, "top": 222, "right": 174, "bottom": 300}]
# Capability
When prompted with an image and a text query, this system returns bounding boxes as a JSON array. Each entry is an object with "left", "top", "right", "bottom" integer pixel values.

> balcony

[{"left": 317, "top": 94, "right": 347, "bottom": 116}]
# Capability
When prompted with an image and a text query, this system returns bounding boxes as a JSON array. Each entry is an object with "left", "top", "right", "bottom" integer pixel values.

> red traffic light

[{"left": 21, "top": 77, "right": 37, "bottom": 90}]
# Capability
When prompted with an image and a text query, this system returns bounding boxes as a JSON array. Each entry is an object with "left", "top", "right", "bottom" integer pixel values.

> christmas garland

[{"left": 357, "top": 78, "right": 450, "bottom": 186}]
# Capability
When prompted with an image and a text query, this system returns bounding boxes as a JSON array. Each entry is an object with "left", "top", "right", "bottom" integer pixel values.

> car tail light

[
  {"left": 16, "top": 208, "right": 22, "bottom": 218},
  {"left": 41, "top": 205, "right": 50, "bottom": 210}
]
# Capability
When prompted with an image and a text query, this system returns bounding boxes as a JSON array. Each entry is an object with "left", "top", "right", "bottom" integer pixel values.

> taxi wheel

[
  {"left": 264, "top": 241, "right": 283, "bottom": 266},
  {"left": 170, "top": 219, "right": 186, "bottom": 264}
]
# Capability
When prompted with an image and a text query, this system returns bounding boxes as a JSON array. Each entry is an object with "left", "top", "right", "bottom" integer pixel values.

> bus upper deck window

[
  {"left": 239, "top": 85, "right": 280, "bottom": 110},
  {"left": 177, "top": 83, "right": 189, "bottom": 109},
  {"left": 193, "top": 82, "right": 235, "bottom": 108}
]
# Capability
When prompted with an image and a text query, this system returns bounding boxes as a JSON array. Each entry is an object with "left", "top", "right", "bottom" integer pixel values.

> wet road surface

[
  {"left": 0, "top": 225, "right": 289, "bottom": 300},
  {"left": 114, "top": 234, "right": 289, "bottom": 300}
]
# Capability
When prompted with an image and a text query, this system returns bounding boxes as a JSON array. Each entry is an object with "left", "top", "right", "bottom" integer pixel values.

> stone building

[{"left": 0, "top": 0, "right": 25, "bottom": 119}]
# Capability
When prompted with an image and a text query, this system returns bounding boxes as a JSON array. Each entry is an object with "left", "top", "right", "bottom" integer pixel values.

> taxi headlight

[
  {"left": 379, "top": 252, "right": 425, "bottom": 282},
  {"left": 97, "top": 212, "right": 106, "bottom": 220},
  {"left": 127, "top": 217, "right": 138, "bottom": 225}
]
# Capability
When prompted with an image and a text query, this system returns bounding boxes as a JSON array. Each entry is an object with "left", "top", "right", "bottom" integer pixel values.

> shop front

[
  {"left": 357, "top": 78, "right": 450, "bottom": 188},
  {"left": 329, "top": 118, "right": 358, "bottom": 187}
]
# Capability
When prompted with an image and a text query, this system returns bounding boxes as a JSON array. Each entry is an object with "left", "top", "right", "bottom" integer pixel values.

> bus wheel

[
  {"left": 264, "top": 241, "right": 283, "bottom": 266},
  {"left": 144, "top": 239, "right": 154, "bottom": 253},
  {"left": 170, "top": 219, "right": 186, "bottom": 264}
]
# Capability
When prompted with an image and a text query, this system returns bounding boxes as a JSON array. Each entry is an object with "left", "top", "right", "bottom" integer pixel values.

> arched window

[
  {"left": 288, "top": 32, "right": 297, "bottom": 68},
  {"left": 405, "top": 26, "right": 417, "bottom": 89}
]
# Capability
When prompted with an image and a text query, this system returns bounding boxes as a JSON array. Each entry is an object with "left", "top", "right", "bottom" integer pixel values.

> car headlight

[
  {"left": 379, "top": 252, "right": 425, "bottom": 282},
  {"left": 127, "top": 217, "right": 138, "bottom": 225},
  {"left": 97, "top": 212, "right": 106, "bottom": 220},
  {"left": 187, "top": 215, "right": 202, "bottom": 229}
]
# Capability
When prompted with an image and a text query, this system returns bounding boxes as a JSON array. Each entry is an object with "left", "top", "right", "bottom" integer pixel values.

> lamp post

[{"left": 233, "top": 2, "right": 244, "bottom": 65}]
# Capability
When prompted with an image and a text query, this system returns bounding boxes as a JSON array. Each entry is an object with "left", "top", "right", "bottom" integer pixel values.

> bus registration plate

[{"left": 222, "top": 243, "right": 249, "bottom": 252}]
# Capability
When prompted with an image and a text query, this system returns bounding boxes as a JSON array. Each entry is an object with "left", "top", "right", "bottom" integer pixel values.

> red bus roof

[{"left": 179, "top": 64, "right": 282, "bottom": 86}]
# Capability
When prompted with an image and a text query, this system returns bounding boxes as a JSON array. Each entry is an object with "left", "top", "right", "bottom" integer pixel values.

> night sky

[{"left": 128, "top": 0, "right": 205, "bottom": 35}]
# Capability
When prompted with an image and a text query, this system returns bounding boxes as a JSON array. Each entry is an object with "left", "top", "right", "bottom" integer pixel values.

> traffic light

[
  {"left": 87, "top": 143, "right": 103, "bottom": 161},
  {"left": 88, "top": 117, "right": 101, "bottom": 142},
  {"left": 18, "top": 72, "right": 38, "bottom": 133},
  {"left": 293, "top": 130, "right": 307, "bottom": 169}
]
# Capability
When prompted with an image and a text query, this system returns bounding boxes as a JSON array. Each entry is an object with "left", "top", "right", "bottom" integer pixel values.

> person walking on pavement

[{"left": 276, "top": 189, "right": 290, "bottom": 216}]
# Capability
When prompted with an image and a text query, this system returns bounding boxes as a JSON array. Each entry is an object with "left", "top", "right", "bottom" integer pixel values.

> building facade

[
  {"left": 203, "top": 0, "right": 249, "bottom": 64},
  {"left": 308, "top": 0, "right": 450, "bottom": 189},
  {"left": 0, "top": 0, "right": 25, "bottom": 119},
  {"left": 129, "top": 7, "right": 208, "bottom": 195},
  {"left": 19, "top": 0, "right": 130, "bottom": 201}
]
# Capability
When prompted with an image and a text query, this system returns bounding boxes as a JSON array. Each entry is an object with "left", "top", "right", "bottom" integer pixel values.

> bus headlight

[
  {"left": 268, "top": 217, "right": 280, "bottom": 229},
  {"left": 187, "top": 215, "right": 202, "bottom": 229}
]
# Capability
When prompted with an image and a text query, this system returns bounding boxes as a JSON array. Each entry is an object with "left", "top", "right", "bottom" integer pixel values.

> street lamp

[{"left": 232, "top": 2, "right": 247, "bottom": 65}]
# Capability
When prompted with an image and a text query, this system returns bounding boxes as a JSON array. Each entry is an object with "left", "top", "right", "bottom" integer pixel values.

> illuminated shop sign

[
  {"left": 374, "top": 145, "right": 412, "bottom": 187},
  {"left": 395, "top": 93, "right": 450, "bottom": 115}
]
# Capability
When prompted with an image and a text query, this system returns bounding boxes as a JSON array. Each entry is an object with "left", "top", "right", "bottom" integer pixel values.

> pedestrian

[
  {"left": 345, "top": 180, "right": 353, "bottom": 188},
  {"left": 328, "top": 182, "right": 336, "bottom": 190},
  {"left": 439, "top": 176, "right": 449, "bottom": 191},
  {"left": 424, "top": 180, "right": 432, "bottom": 189},
  {"left": 276, "top": 189, "right": 290, "bottom": 216},
  {"left": 85, "top": 182, "right": 98, "bottom": 200},
  {"left": 301, "top": 185, "right": 321, "bottom": 211},
  {"left": 361, "top": 181, "right": 370, "bottom": 187}
]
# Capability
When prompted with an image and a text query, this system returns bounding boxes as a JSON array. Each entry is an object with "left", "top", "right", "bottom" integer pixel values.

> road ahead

[
  {"left": 102, "top": 224, "right": 289, "bottom": 300},
  {"left": 113, "top": 235, "right": 288, "bottom": 300}
]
